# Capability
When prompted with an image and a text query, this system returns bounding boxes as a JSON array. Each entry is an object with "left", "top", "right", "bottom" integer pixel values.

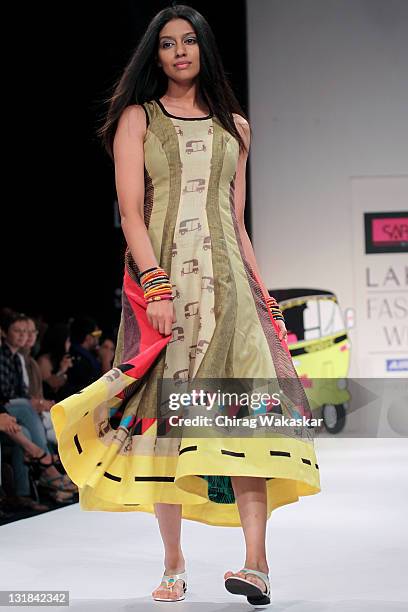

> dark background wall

[{"left": 3, "top": 1, "right": 250, "bottom": 337}]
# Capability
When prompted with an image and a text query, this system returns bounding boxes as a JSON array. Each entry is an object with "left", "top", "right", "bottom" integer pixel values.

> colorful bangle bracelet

[{"left": 139, "top": 266, "right": 174, "bottom": 304}]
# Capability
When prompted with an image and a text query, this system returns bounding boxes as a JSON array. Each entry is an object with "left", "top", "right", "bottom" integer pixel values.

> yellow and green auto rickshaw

[{"left": 269, "top": 288, "right": 354, "bottom": 434}]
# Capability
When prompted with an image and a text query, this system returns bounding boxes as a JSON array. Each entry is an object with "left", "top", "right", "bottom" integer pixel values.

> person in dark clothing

[
  {"left": 57, "top": 316, "right": 111, "bottom": 399},
  {"left": 0, "top": 311, "right": 76, "bottom": 507},
  {"left": 36, "top": 323, "right": 72, "bottom": 402},
  {"left": 0, "top": 326, "right": 29, "bottom": 406}
]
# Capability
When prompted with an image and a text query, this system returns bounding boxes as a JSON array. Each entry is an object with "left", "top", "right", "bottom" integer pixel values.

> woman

[
  {"left": 97, "top": 335, "right": 116, "bottom": 371},
  {"left": 51, "top": 4, "right": 321, "bottom": 606},
  {"left": 0, "top": 312, "right": 76, "bottom": 506},
  {"left": 21, "top": 317, "right": 77, "bottom": 489},
  {"left": 37, "top": 323, "right": 73, "bottom": 402},
  {"left": 0, "top": 405, "right": 75, "bottom": 507},
  {"left": 20, "top": 316, "right": 55, "bottom": 417}
]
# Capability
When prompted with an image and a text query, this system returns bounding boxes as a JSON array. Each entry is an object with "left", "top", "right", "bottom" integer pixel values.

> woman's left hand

[
  {"left": 275, "top": 319, "right": 288, "bottom": 342},
  {"left": 31, "top": 398, "right": 54, "bottom": 413}
]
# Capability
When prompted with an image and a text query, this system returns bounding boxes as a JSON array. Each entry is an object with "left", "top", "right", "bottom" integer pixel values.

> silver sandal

[
  {"left": 153, "top": 570, "right": 187, "bottom": 602},
  {"left": 224, "top": 567, "right": 271, "bottom": 607}
]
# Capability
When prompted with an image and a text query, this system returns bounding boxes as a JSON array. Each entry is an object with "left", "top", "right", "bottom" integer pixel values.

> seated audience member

[
  {"left": 98, "top": 334, "right": 116, "bottom": 371},
  {"left": 59, "top": 316, "right": 109, "bottom": 397},
  {"left": 0, "top": 312, "right": 76, "bottom": 505},
  {"left": 36, "top": 323, "right": 73, "bottom": 402},
  {"left": 19, "top": 316, "right": 54, "bottom": 415},
  {"left": 19, "top": 316, "right": 56, "bottom": 445},
  {"left": 0, "top": 409, "right": 21, "bottom": 517},
  {"left": 0, "top": 404, "right": 75, "bottom": 508},
  {"left": 0, "top": 406, "right": 48, "bottom": 511}
]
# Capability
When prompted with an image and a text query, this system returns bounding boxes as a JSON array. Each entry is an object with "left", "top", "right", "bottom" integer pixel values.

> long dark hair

[
  {"left": 97, "top": 4, "right": 249, "bottom": 159},
  {"left": 37, "top": 323, "right": 70, "bottom": 373}
]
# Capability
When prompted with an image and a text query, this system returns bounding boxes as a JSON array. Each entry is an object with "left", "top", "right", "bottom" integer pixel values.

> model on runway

[{"left": 50, "top": 3, "right": 321, "bottom": 607}]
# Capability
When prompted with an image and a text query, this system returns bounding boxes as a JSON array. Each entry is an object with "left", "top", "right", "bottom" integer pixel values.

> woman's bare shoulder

[
  {"left": 232, "top": 113, "right": 251, "bottom": 150},
  {"left": 117, "top": 104, "right": 148, "bottom": 138},
  {"left": 232, "top": 112, "right": 250, "bottom": 129}
]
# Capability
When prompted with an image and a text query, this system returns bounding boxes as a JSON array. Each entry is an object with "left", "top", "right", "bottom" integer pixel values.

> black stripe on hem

[
  {"left": 73, "top": 434, "right": 82, "bottom": 454},
  {"left": 221, "top": 449, "right": 245, "bottom": 457},
  {"left": 179, "top": 445, "right": 198, "bottom": 455},
  {"left": 134, "top": 476, "right": 175, "bottom": 482},
  {"left": 104, "top": 471, "right": 122, "bottom": 482}
]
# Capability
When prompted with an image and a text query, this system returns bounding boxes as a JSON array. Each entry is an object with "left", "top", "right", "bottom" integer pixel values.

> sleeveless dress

[{"left": 50, "top": 98, "right": 321, "bottom": 527}]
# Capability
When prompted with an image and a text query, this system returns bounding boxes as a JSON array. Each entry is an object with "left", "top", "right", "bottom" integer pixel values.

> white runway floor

[{"left": 1, "top": 438, "right": 407, "bottom": 611}]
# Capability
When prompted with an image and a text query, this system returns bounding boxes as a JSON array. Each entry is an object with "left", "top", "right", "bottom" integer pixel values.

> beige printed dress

[{"left": 50, "top": 98, "right": 321, "bottom": 527}]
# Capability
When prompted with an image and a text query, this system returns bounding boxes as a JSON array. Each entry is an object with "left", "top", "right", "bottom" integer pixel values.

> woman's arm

[
  {"left": 113, "top": 105, "right": 159, "bottom": 272},
  {"left": 113, "top": 104, "right": 176, "bottom": 336},
  {"left": 232, "top": 115, "right": 287, "bottom": 341},
  {"left": 36, "top": 355, "right": 66, "bottom": 391},
  {"left": 232, "top": 115, "right": 271, "bottom": 303}
]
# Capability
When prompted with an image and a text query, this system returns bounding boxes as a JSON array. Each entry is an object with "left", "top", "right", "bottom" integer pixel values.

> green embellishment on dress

[{"left": 202, "top": 475, "right": 235, "bottom": 503}]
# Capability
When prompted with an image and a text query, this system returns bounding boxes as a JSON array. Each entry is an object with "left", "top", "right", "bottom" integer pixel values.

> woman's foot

[
  {"left": 24, "top": 448, "right": 56, "bottom": 466},
  {"left": 224, "top": 561, "right": 269, "bottom": 593},
  {"left": 24, "top": 449, "right": 77, "bottom": 493},
  {"left": 58, "top": 475, "right": 78, "bottom": 492},
  {"left": 151, "top": 554, "right": 186, "bottom": 601},
  {"left": 23, "top": 450, "right": 56, "bottom": 477},
  {"left": 10, "top": 495, "right": 50, "bottom": 512},
  {"left": 48, "top": 489, "right": 76, "bottom": 504}
]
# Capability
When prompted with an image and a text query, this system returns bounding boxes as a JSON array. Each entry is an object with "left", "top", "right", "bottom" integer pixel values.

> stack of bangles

[
  {"left": 138, "top": 266, "right": 282, "bottom": 321},
  {"left": 138, "top": 266, "right": 174, "bottom": 304},
  {"left": 266, "top": 296, "right": 285, "bottom": 322}
]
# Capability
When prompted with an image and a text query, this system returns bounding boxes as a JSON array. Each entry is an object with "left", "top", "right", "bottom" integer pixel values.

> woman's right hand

[
  {"left": 59, "top": 354, "right": 73, "bottom": 373},
  {"left": 146, "top": 299, "right": 176, "bottom": 336},
  {"left": 0, "top": 413, "right": 21, "bottom": 435}
]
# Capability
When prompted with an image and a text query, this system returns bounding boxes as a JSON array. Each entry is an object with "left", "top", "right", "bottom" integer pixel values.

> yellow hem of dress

[{"left": 50, "top": 380, "right": 321, "bottom": 527}]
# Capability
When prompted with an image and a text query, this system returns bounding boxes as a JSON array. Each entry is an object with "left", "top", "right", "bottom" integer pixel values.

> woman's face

[
  {"left": 157, "top": 18, "right": 200, "bottom": 82},
  {"left": 25, "top": 318, "right": 38, "bottom": 350}
]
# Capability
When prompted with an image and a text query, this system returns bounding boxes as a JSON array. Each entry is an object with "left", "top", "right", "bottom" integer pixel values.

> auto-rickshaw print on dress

[{"left": 50, "top": 98, "right": 321, "bottom": 527}]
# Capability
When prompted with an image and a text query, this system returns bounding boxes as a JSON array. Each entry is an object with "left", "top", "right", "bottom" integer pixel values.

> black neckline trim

[{"left": 154, "top": 97, "right": 213, "bottom": 121}]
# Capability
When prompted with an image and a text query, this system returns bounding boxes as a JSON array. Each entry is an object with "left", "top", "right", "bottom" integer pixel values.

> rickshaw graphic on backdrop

[
  {"left": 182, "top": 178, "right": 206, "bottom": 194},
  {"left": 269, "top": 288, "right": 354, "bottom": 434},
  {"left": 185, "top": 139, "right": 207, "bottom": 154},
  {"left": 179, "top": 218, "right": 202, "bottom": 235}
]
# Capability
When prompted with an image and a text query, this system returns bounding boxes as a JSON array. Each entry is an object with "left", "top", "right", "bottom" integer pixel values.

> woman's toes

[
  {"left": 245, "top": 574, "right": 266, "bottom": 592},
  {"left": 168, "top": 581, "right": 183, "bottom": 599},
  {"left": 225, "top": 570, "right": 247, "bottom": 580},
  {"left": 152, "top": 581, "right": 183, "bottom": 600},
  {"left": 225, "top": 571, "right": 266, "bottom": 592},
  {"left": 152, "top": 586, "right": 168, "bottom": 599}
]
